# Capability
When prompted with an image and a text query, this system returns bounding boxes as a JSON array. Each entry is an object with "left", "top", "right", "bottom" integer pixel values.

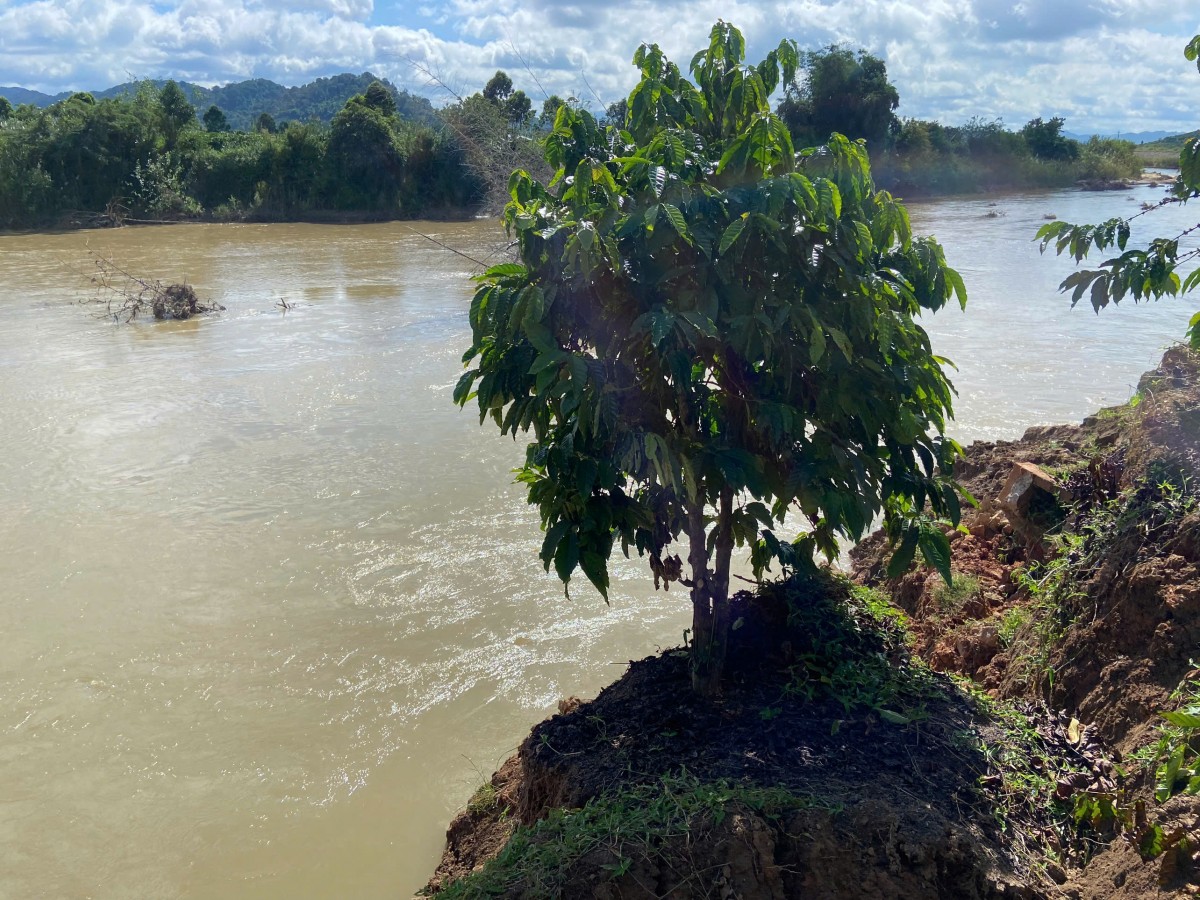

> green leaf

[
  {"left": 809, "top": 324, "right": 826, "bottom": 365},
  {"left": 452, "top": 369, "right": 477, "bottom": 406},
  {"left": 945, "top": 267, "right": 968, "bottom": 310},
  {"left": 917, "top": 526, "right": 953, "bottom": 587},
  {"left": 580, "top": 551, "right": 610, "bottom": 601},
  {"left": 718, "top": 215, "right": 747, "bottom": 254},
  {"left": 1138, "top": 823, "right": 1166, "bottom": 861},
  {"left": 886, "top": 527, "right": 919, "bottom": 579},
  {"left": 1160, "top": 709, "right": 1200, "bottom": 728},
  {"left": 661, "top": 203, "right": 692, "bottom": 243},
  {"left": 1157, "top": 744, "right": 1187, "bottom": 802},
  {"left": 483, "top": 263, "right": 527, "bottom": 279},
  {"left": 529, "top": 348, "right": 567, "bottom": 375},
  {"left": 554, "top": 531, "right": 580, "bottom": 585},
  {"left": 1189, "top": 312, "right": 1200, "bottom": 351},
  {"left": 540, "top": 520, "right": 571, "bottom": 569}
]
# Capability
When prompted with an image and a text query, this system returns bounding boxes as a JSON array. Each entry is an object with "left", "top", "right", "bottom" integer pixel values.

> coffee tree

[{"left": 456, "top": 22, "right": 967, "bottom": 695}]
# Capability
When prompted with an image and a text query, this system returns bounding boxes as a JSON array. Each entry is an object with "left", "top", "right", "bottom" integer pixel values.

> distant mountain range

[{"left": 0, "top": 73, "right": 438, "bottom": 130}]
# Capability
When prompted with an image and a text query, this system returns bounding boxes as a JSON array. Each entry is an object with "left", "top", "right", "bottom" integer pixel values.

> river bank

[
  {"left": 423, "top": 346, "right": 1200, "bottom": 899},
  {"left": 5, "top": 169, "right": 1169, "bottom": 237},
  {"left": 0, "top": 203, "right": 480, "bottom": 235}
]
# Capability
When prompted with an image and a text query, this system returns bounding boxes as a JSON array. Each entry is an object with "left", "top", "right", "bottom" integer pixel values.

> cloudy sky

[{"left": 1, "top": 0, "right": 1197, "bottom": 134}]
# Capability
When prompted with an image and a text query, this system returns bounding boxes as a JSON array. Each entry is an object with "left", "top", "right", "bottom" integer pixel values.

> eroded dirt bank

[{"left": 422, "top": 347, "right": 1200, "bottom": 899}]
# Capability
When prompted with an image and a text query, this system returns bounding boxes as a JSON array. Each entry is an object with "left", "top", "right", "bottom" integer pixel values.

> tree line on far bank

[
  {"left": 0, "top": 48, "right": 1144, "bottom": 231},
  {"left": 0, "top": 79, "right": 480, "bottom": 229},
  {"left": 776, "top": 45, "right": 1142, "bottom": 195}
]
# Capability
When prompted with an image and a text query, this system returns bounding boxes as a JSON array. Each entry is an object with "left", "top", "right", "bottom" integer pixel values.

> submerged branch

[{"left": 76, "top": 248, "right": 224, "bottom": 322}]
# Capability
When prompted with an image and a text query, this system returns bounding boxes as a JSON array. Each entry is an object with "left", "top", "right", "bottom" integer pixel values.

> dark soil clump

[{"left": 425, "top": 576, "right": 1079, "bottom": 899}]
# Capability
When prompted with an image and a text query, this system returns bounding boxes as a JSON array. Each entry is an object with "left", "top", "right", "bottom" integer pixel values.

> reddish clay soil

[{"left": 852, "top": 347, "right": 1200, "bottom": 898}]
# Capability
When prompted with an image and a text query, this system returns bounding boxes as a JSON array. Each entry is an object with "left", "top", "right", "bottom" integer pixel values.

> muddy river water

[{"left": 1, "top": 181, "right": 1197, "bottom": 898}]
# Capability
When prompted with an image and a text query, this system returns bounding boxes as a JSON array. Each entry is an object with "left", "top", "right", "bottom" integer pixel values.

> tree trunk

[{"left": 689, "top": 488, "right": 735, "bottom": 697}]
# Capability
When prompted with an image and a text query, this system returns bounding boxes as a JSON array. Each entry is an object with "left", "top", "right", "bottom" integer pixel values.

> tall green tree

[
  {"left": 159, "top": 80, "right": 196, "bottom": 148},
  {"left": 483, "top": 71, "right": 514, "bottom": 104},
  {"left": 503, "top": 90, "right": 532, "bottom": 125},
  {"left": 202, "top": 104, "right": 230, "bottom": 133},
  {"left": 456, "top": 22, "right": 966, "bottom": 696},
  {"left": 325, "top": 93, "right": 404, "bottom": 209},
  {"left": 539, "top": 95, "right": 566, "bottom": 129},
  {"left": 1021, "top": 116, "right": 1078, "bottom": 161},
  {"left": 1037, "top": 36, "right": 1200, "bottom": 341},
  {"left": 779, "top": 45, "right": 899, "bottom": 148},
  {"left": 603, "top": 98, "right": 628, "bottom": 127},
  {"left": 440, "top": 72, "right": 549, "bottom": 212},
  {"left": 363, "top": 80, "right": 397, "bottom": 118}
]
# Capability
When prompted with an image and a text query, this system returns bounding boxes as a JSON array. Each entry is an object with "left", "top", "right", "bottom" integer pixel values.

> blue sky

[{"left": 1, "top": 1, "right": 1197, "bottom": 134}]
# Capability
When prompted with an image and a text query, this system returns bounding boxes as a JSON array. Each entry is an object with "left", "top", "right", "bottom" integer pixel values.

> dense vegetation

[
  {"left": 779, "top": 46, "right": 1141, "bottom": 195},
  {"left": 0, "top": 79, "right": 480, "bottom": 228},
  {"left": 878, "top": 117, "right": 1141, "bottom": 194}
]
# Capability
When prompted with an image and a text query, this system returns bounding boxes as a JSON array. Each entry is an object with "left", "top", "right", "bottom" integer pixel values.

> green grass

[
  {"left": 931, "top": 572, "right": 981, "bottom": 612},
  {"left": 466, "top": 781, "right": 501, "bottom": 816},
  {"left": 432, "top": 771, "right": 824, "bottom": 899},
  {"left": 997, "top": 607, "right": 1030, "bottom": 649}
]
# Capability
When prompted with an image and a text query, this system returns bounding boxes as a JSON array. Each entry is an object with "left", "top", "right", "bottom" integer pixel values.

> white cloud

[{"left": 0, "top": 0, "right": 1197, "bottom": 134}]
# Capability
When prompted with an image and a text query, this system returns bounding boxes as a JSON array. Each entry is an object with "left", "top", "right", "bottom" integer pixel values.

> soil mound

[{"left": 425, "top": 577, "right": 1085, "bottom": 899}]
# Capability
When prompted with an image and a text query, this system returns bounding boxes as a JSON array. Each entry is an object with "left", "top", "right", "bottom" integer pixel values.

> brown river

[{"left": 2, "top": 182, "right": 1197, "bottom": 898}]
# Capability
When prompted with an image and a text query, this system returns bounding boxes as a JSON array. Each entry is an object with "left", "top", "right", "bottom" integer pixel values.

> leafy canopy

[
  {"left": 778, "top": 45, "right": 900, "bottom": 148},
  {"left": 455, "top": 21, "right": 967, "bottom": 606}
]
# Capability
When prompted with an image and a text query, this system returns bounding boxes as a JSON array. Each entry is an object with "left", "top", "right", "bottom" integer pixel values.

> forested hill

[{"left": 0, "top": 73, "right": 437, "bottom": 130}]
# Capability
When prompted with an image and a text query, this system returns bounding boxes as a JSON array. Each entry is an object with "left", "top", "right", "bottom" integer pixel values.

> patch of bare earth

[{"left": 854, "top": 347, "right": 1200, "bottom": 898}]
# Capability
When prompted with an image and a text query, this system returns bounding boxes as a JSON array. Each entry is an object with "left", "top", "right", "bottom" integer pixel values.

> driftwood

[{"left": 79, "top": 249, "right": 224, "bottom": 322}]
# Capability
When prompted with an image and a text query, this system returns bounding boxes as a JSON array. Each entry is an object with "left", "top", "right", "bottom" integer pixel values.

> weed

[
  {"left": 467, "top": 781, "right": 501, "bottom": 816},
  {"left": 775, "top": 575, "right": 937, "bottom": 722},
  {"left": 931, "top": 571, "right": 981, "bottom": 611},
  {"left": 997, "top": 607, "right": 1030, "bottom": 649},
  {"left": 1072, "top": 793, "right": 1173, "bottom": 861},
  {"left": 1136, "top": 667, "right": 1200, "bottom": 804}
]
